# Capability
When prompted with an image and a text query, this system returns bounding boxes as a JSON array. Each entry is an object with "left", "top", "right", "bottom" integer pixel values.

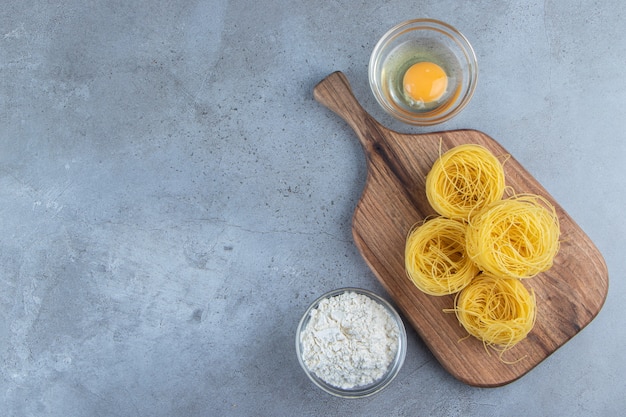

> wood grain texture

[{"left": 313, "top": 71, "right": 609, "bottom": 387}]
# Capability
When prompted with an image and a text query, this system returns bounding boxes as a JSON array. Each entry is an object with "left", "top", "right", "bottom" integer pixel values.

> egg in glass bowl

[{"left": 369, "top": 19, "right": 478, "bottom": 126}]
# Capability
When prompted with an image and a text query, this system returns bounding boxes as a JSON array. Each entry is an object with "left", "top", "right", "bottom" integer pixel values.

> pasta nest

[
  {"left": 426, "top": 144, "right": 506, "bottom": 221},
  {"left": 465, "top": 195, "right": 560, "bottom": 279},
  {"left": 405, "top": 217, "right": 479, "bottom": 296},
  {"left": 452, "top": 273, "right": 537, "bottom": 352}
]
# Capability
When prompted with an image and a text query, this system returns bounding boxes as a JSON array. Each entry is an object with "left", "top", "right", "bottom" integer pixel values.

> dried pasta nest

[
  {"left": 465, "top": 194, "right": 561, "bottom": 279},
  {"left": 452, "top": 273, "right": 536, "bottom": 353},
  {"left": 405, "top": 217, "right": 479, "bottom": 296},
  {"left": 425, "top": 144, "right": 506, "bottom": 221}
]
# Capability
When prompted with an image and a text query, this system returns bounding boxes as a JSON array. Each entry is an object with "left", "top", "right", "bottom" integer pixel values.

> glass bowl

[
  {"left": 369, "top": 19, "right": 478, "bottom": 126},
  {"left": 295, "top": 287, "right": 407, "bottom": 398}
]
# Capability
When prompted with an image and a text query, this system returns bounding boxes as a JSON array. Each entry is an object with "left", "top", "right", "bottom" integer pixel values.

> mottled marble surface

[{"left": 1, "top": 1, "right": 624, "bottom": 416}]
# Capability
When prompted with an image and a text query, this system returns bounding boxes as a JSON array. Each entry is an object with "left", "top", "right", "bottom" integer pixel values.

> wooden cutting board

[{"left": 313, "top": 71, "right": 609, "bottom": 387}]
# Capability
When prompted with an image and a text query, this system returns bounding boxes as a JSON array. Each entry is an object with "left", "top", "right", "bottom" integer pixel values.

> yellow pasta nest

[
  {"left": 425, "top": 144, "right": 506, "bottom": 221},
  {"left": 405, "top": 217, "right": 479, "bottom": 296},
  {"left": 465, "top": 195, "right": 560, "bottom": 279},
  {"left": 452, "top": 273, "right": 536, "bottom": 353}
]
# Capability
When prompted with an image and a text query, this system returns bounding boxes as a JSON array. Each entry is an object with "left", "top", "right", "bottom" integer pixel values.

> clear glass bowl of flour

[{"left": 296, "top": 288, "right": 407, "bottom": 398}]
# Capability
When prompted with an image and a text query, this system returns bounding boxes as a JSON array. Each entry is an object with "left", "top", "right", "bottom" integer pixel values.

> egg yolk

[{"left": 403, "top": 62, "right": 448, "bottom": 103}]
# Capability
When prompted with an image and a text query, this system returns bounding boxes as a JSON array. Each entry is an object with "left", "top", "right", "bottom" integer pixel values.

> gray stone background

[{"left": 1, "top": 0, "right": 624, "bottom": 416}]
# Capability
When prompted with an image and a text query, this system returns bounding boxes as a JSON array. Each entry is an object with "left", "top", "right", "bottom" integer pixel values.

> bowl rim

[
  {"left": 368, "top": 18, "right": 479, "bottom": 126},
  {"left": 295, "top": 287, "right": 407, "bottom": 398}
]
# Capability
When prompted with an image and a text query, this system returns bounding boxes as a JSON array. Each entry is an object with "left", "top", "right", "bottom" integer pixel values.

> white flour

[{"left": 300, "top": 291, "right": 400, "bottom": 389}]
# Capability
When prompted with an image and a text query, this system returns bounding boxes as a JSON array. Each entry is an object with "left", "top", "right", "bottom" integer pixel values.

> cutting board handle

[{"left": 313, "top": 71, "right": 387, "bottom": 151}]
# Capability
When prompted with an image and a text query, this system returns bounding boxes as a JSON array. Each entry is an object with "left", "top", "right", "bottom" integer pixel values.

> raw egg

[{"left": 403, "top": 62, "right": 448, "bottom": 104}]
